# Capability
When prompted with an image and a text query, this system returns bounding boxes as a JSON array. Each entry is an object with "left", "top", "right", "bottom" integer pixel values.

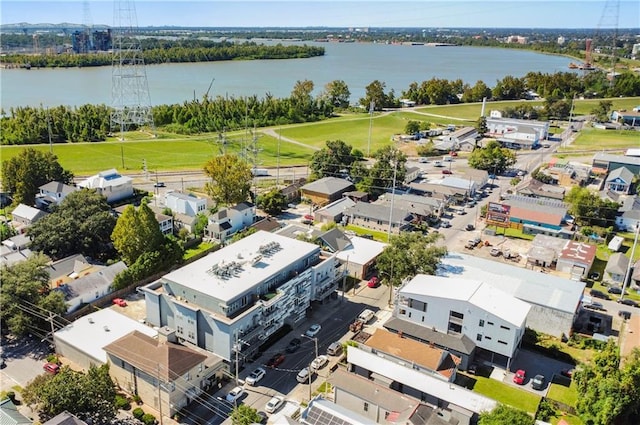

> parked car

[
  {"left": 43, "top": 362, "right": 60, "bottom": 374},
  {"left": 513, "top": 369, "right": 526, "bottom": 385},
  {"left": 441, "top": 169, "right": 453, "bottom": 175},
  {"left": 265, "top": 395, "right": 285, "bottom": 414},
  {"left": 305, "top": 324, "right": 322, "bottom": 338},
  {"left": 153, "top": 182, "right": 166, "bottom": 188},
  {"left": 327, "top": 341, "right": 343, "bottom": 356},
  {"left": 589, "top": 289, "right": 610, "bottom": 300},
  {"left": 367, "top": 276, "right": 380, "bottom": 288},
  {"left": 607, "top": 286, "right": 623, "bottom": 295},
  {"left": 490, "top": 248, "right": 502, "bottom": 257},
  {"left": 618, "top": 299, "right": 639, "bottom": 307},
  {"left": 310, "top": 355, "right": 329, "bottom": 371},
  {"left": 440, "top": 220, "right": 451, "bottom": 228},
  {"left": 266, "top": 353, "right": 285, "bottom": 368},
  {"left": 619, "top": 310, "right": 632, "bottom": 320},
  {"left": 589, "top": 272, "right": 600, "bottom": 280},
  {"left": 418, "top": 157, "right": 429, "bottom": 163},
  {"left": 583, "top": 302, "right": 606, "bottom": 311},
  {"left": 465, "top": 224, "right": 475, "bottom": 231},
  {"left": 226, "top": 386, "right": 245, "bottom": 403},
  {"left": 296, "top": 367, "right": 314, "bottom": 383},
  {"left": 560, "top": 368, "right": 575, "bottom": 378},
  {"left": 456, "top": 209, "right": 466, "bottom": 215},
  {"left": 245, "top": 367, "right": 266, "bottom": 386},
  {"left": 531, "top": 374, "right": 546, "bottom": 390},
  {"left": 112, "top": 298, "right": 127, "bottom": 307},
  {"left": 358, "top": 309, "right": 375, "bottom": 323},
  {"left": 286, "top": 338, "right": 302, "bottom": 353}
]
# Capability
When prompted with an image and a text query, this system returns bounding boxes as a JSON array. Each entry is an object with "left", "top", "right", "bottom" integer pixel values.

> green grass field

[
  {"left": 559, "top": 126, "right": 640, "bottom": 152},
  {"left": 470, "top": 375, "right": 542, "bottom": 413},
  {"left": 572, "top": 97, "right": 640, "bottom": 116}
]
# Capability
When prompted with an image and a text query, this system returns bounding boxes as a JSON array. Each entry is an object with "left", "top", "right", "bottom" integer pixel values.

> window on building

[
  {"left": 399, "top": 309, "right": 406, "bottom": 315},
  {"left": 485, "top": 336, "right": 492, "bottom": 340},
  {"left": 448, "top": 322, "right": 462, "bottom": 335},
  {"left": 476, "top": 333, "right": 482, "bottom": 342},
  {"left": 500, "top": 325, "right": 510, "bottom": 331},
  {"left": 498, "top": 340, "right": 507, "bottom": 345},
  {"left": 487, "top": 321, "right": 494, "bottom": 325},
  {"left": 450, "top": 311, "right": 464, "bottom": 320},
  {"left": 364, "top": 402, "right": 369, "bottom": 412},
  {"left": 479, "top": 319, "right": 485, "bottom": 327}
]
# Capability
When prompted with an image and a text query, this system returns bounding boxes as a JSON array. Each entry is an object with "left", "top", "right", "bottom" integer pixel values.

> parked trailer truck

[{"left": 251, "top": 168, "right": 269, "bottom": 176}]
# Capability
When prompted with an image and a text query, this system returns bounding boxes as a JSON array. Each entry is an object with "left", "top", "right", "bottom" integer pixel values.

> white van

[
  {"left": 358, "top": 309, "right": 375, "bottom": 324},
  {"left": 327, "top": 341, "right": 343, "bottom": 356}
]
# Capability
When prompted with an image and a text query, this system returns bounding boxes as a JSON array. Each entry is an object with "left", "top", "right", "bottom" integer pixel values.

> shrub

[
  {"left": 114, "top": 394, "right": 131, "bottom": 410},
  {"left": 133, "top": 394, "right": 142, "bottom": 405},
  {"left": 536, "top": 399, "right": 556, "bottom": 422},
  {"left": 46, "top": 354, "right": 59, "bottom": 364},
  {"left": 132, "top": 407, "right": 145, "bottom": 419},
  {"left": 141, "top": 413, "right": 157, "bottom": 425}
]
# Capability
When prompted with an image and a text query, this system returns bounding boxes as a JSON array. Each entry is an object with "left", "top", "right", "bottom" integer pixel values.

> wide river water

[{"left": 0, "top": 41, "right": 573, "bottom": 109}]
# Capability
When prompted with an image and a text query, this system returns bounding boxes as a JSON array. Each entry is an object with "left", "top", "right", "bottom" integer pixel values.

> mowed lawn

[{"left": 560, "top": 126, "right": 640, "bottom": 152}]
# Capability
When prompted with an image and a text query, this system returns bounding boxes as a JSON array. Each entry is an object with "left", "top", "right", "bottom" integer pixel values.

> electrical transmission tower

[
  {"left": 594, "top": 0, "right": 620, "bottom": 77},
  {"left": 110, "top": 0, "right": 155, "bottom": 140}
]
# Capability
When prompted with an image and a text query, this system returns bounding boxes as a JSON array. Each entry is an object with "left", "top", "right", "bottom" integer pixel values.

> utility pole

[
  {"left": 342, "top": 256, "right": 349, "bottom": 302},
  {"left": 386, "top": 149, "right": 399, "bottom": 305},
  {"left": 301, "top": 335, "right": 318, "bottom": 402},
  {"left": 367, "top": 101, "right": 375, "bottom": 156},
  {"left": 156, "top": 364, "right": 164, "bottom": 425}
]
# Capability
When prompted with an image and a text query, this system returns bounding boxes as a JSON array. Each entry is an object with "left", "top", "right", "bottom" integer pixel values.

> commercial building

[{"left": 140, "top": 231, "right": 341, "bottom": 366}]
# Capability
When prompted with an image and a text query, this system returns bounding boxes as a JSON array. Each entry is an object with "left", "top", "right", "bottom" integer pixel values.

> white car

[
  {"left": 305, "top": 324, "right": 321, "bottom": 338},
  {"left": 296, "top": 367, "right": 313, "bottom": 383},
  {"left": 265, "top": 395, "right": 285, "bottom": 414},
  {"left": 310, "top": 355, "right": 329, "bottom": 371},
  {"left": 225, "top": 386, "right": 245, "bottom": 403},
  {"left": 245, "top": 367, "right": 266, "bottom": 386},
  {"left": 418, "top": 157, "right": 429, "bottom": 163}
]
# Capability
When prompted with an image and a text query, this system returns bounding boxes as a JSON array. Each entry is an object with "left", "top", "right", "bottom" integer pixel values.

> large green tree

[
  {"left": 111, "top": 202, "right": 165, "bottom": 265},
  {"left": 28, "top": 189, "right": 116, "bottom": 261},
  {"left": 257, "top": 188, "right": 287, "bottom": 215},
  {"left": 309, "top": 140, "right": 358, "bottom": 180},
  {"left": 467, "top": 140, "right": 517, "bottom": 175},
  {"left": 0, "top": 253, "right": 67, "bottom": 337},
  {"left": 358, "top": 145, "right": 407, "bottom": 198},
  {"left": 322, "top": 79, "right": 351, "bottom": 108},
  {"left": 1, "top": 148, "right": 73, "bottom": 205},
  {"left": 22, "top": 364, "right": 117, "bottom": 423},
  {"left": 478, "top": 405, "right": 534, "bottom": 425},
  {"left": 591, "top": 100, "right": 613, "bottom": 123},
  {"left": 574, "top": 341, "right": 640, "bottom": 425},
  {"left": 375, "top": 232, "right": 447, "bottom": 288},
  {"left": 203, "top": 154, "right": 252, "bottom": 205},
  {"left": 565, "top": 186, "right": 620, "bottom": 227},
  {"left": 230, "top": 404, "right": 264, "bottom": 425}
]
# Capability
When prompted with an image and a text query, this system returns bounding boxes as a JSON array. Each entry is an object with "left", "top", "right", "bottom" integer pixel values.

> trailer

[{"left": 251, "top": 168, "right": 269, "bottom": 176}]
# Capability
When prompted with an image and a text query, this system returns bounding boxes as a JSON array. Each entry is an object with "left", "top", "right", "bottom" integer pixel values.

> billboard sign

[{"left": 486, "top": 202, "right": 511, "bottom": 227}]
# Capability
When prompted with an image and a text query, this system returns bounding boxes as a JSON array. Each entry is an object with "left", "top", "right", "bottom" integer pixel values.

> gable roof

[
  {"left": 605, "top": 252, "right": 630, "bottom": 275},
  {"left": 43, "top": 411, "right": 88, "bottom": 425},
  {"left": 230, "top": 201, "right": 254, "bottom": 212},
  {"left": 250, "top": 216, "right": 282, "bottom": 232},
  {"left": 0, "top": 398, "right": 31, "bottom": 425},
  {"left": 103, "top": 330, "right": 207, "bottom": 381},
  {"left": 504, "top": 195, "right": 567, "bottom": 226},
  {"left": 301, "top": 177, "right": 354, "bottom": 196},
  {"left": 345, "top": 201, "right": 413, "bottom": 224},
  {"left": 54, "top": 261, "right": 127, "bottom": 303},
  {"left": 384, "top": 317, "right": 476, "bottom": 355},
  {"left": 317, "top": 228, "right": 352, "bottom": 253},
  {"left": 606, "top": 166, "right": 634, "bottom": 184},
  {"left": 314, "top": 197, "right": 356, "bottom": 218},
  {"left": 39, "top": 181, "right": 77, "bottom": 195},
  {"left": 335, "top": 235, "right": 386, "bottom": 266},
  {"left": 11, "top": 204, "right": 46, "bottom": 222},
  {"left": 45, "top": 254, "right": 92, "bottom": 279}
]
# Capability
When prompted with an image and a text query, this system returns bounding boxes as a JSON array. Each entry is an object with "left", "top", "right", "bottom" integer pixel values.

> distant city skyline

[{"left": 1, "top": 1, "right": 638, "bottom": 29}]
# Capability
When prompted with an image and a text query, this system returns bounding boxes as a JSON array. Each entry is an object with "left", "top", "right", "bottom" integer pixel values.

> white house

[
  {"left": 395, "top": 275, "right": 529, "bottom": 368},
  {"left": 77, "top": 169, "right": 133, "bottom": 203},
  {"left": 205, "top": 202, "right": 256, "bottom": 242},
  {"left": 616, "top": 209, "right": 640, "bottom": 232},
  {"left": 10, "top": 203, "right": 47, "bottom": 231},
  {"left": 164, "top": 191, "right": 207, "bottom": 217},
  {"left": 36, "top": 181, "right": 78, "bottom": 209}
]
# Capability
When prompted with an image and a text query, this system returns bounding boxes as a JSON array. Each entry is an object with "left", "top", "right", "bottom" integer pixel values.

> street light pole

[
  {"left": 367, "top": 101, "right": 375, "bottom": 156},
  {"left": 301, "top": 334, "right": 318, "bottom": 402}
]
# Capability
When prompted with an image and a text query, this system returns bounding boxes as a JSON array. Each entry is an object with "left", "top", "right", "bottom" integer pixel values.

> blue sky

[{"left": 1, "top": 1, "right": 638, "bottom": 29}]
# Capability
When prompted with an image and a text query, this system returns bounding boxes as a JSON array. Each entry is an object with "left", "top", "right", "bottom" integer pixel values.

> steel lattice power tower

[{"left": 110, "top": 0, "right": 155, "bottom": 140}]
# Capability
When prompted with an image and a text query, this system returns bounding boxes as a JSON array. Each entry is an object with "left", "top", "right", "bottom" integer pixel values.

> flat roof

[
  {"left": 402, "top": 275, "right": 529, "bottom": 327},
  {"left": 54, "top": 309, "right": 157, "bottom": 364},
  {"left": 438, "top": 253, "right": 585, "bottom": 314},
  {"left": 335, "top": 235, "right": 386, "bottom": 266},
  {"left": 162, "top": 230, "right": 320, "bottom": 302}
]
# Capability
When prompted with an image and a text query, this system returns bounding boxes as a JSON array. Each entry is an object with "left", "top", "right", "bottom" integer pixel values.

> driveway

[
  {"left": 1, "top": 335, "right": 52, "bottom": 389},
  {"left": 506, "top": 349, "right": 574, "bottom": 396}
]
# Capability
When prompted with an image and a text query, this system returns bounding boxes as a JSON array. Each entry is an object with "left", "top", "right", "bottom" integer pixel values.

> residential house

[
  {"left": 279, "top": 179, "right": 306, "bottom": 203},
  {"left": 632, "top": 259, "right": 640, "bottom": 287},
  {"left": 164, "top": 191, "right": 207, "bottom": 217},
  {"left": 440, "top": 127, "right": 478, "bottom": 146},
  {"left": 377, "top": 192, "right": 446, "bottom": 223},
  {"left": 342, "top": 191, "right": 369, "bottom": 203},
  {"left": 36, "top": 181, "right": 78, "bottom": 209},
  {"left": 592, "top": 153, "right": 640, "bottom": 175},
  {"left": 276, "top": 224, "right": 322, "bottom": 242},
  {"left": 316, "top": 228, "right": 352, "bottom": 253},
  {"left": 116, "top": 205, "right": 174, "bottom": 236},
  {"left": 605, "top": 167, "right": 634, "bottom": 194},
  {"left": 54, "top": 308, "right": 158, "bottom": 370},
  {"left": 392, "top": 274, "right": 529, "bottom": 369},
  {"left": 611, "top": 110, "right": 640, "bottom": 126},
  {"left": 11, "top": 203, "right": 47, "bottom": 230},
  {"left": 205, "top": 202, "right": 255, "bottom": 243},
  {"left": 173, "top": 213, "right": 199, "bottom": 234},
  {"left": 546, "top": 159, "right": 591, "bottom": 187},
  {"left": 140, "top": 231, "right": 341, "bottom": 366},
  {"left": 300, "top": 177, "right": 355, "bottom": 206},
  {"left": 0, "top": 245, "right": 33, "bottom": 267},
  {"left": 516, "top": 179, "right": 566, "bottom": 201},
  {"left": 616, "top": 209, "right": 640, "bottom": 232},
  {"left": 438, "top": 253, "right": 585, "bottom": 338},
  {"left": 104, "top": 329, "right": 223, "bottom": 417},
  {"left": 334, "top": 235, "right": 386, "bottom": 279},
  {"left": 503, "top": 195, "right": 569, "bottom": 236},
  {"left": 331, "top": 369, "right": 470, "bottom": 425},
  {"left": 344, "top": 201, "right": 413, "bottom": 234},
  {"left": 404, "top": 165, "right": 421, "bottom": 184},
  {"left": 43, "top": 412, "right": 88, "bottom": 425},
  {"left": 0, "top": 398, "right": 31, "bottom": 425},
  {"left": 77, "top": 169, "right": 133, "bottom": 203},
  {"left": 605, "top": 253, "right": 630, "bottom": 285},
  {"left": 46, "top": 254, "right": 101, "bottom": 288},
  {"left": 1, "top": 233, "right": 31, "bottom": 256},
  {"left": 250, "top": 216, "right": 282, "bottom": 233},
  {"left": 486, "top": 113, "right": 549, "bottom": 142},
  {"left": 54, "top": 261, "right": 127, "bottom": 313},
  {"left": 313, "top": 197, "right": 355, "bottom": 225}
]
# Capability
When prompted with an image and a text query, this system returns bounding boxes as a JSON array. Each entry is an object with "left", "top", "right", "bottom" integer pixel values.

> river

[{"left": 0, "top": 41, "right": 573, "bottom": 109}]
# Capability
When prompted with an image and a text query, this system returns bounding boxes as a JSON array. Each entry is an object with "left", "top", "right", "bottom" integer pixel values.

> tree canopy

[
  {"left": 0, "top": 253, "right": 67, "bottom": 337},
  {"left": 230, "top": 404, "right": 264, "bottom": 425},
  {"left": 1, "top": 148, "right": 73, "bottom": 205},
  {"left": 309, "top": 140, "right": 360, "bottom": 180},
  {"left": 357, "top": 145, "right": 407, "bottom": 198},
  {"left": 203, "top": 153, "right": 253, "bottom": 205},
  {"left": 467, "top": 140, "right": 517, "bottom": 175},
  {"left": 28, "top": 189, "right": 116, "bottom": 261},
  {"left": 322, "top": 79, "right": 351, "bottom": 108},
  {"left": 257, "top": 188, "right": 287, "bottom": 215},
  {"left": 478, "top": 405, "right": 534, "bottom": 425},
  {"left": 22, "top": 364, "right": 117, "bottom": 423},
  {"left": 574, "top": 341, "right": 640, "bottom": 425},
  {"left": 565, "top": 186, "right": 620, "bottom": 227},
  {"left": 111, "top": 202, "right": 166, "bottom": 265},
  {"left": 375, "top": 232, "right": 447, "bottom": 288}
]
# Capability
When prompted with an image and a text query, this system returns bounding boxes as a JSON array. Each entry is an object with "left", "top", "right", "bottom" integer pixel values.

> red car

[
  {"left": 442, "top": 169, "right": 453, "bottom": 175},
  {"left": 113, "top": 298, "right": 127, "bottom": 307},
  {"left": 266, "top": 353, "right": 285, "bottom": 368},
  {"left": 43, "top": 362, "right": 60, "bottom": 374},
  {"left": 367, "top": 277, "right": 379, "bottom": 288},
  {"left": 513, "top": 369, "right": 526, "bottom": 385}
]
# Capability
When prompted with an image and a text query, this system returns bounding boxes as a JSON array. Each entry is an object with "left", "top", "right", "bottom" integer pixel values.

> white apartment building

[
  {"left": 141, "top": 231, "right": 341, "bottom": 367},
  {"left": 164, "top": 191, "right": 207, "bottom": 217},
  {"left": 395, "top": 275, "right": 530, "bottom": 368}
]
